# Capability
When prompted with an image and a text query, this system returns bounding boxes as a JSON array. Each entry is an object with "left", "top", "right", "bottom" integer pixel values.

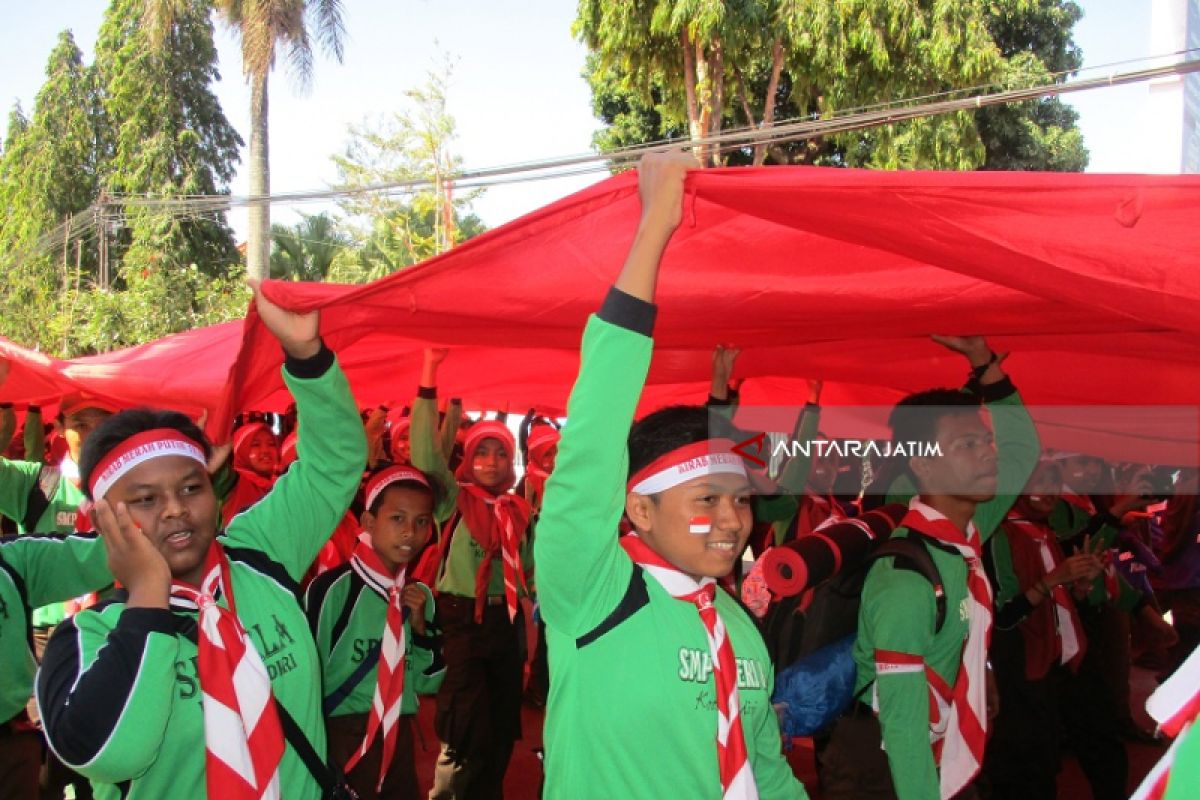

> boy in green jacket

[
  {"left": 307, "top": 464, "right": 446, "bottom": 799},
  {"left": 536, "top": 151, "right": 808, "bottom": 800},
  {"left": 36, "top": 282, "right": 367, "bottom": 800}
]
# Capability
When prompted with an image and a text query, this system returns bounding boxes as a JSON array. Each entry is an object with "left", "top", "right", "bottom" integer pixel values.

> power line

[{"left": 13, "top": 49, "right": 1200, "bottom": 271}]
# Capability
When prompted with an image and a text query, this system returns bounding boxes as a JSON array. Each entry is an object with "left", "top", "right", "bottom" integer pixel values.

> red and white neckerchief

[
  {"left": 461, "top": 485, "right": 529, "bottom": 623},
  {"left": 878, "top": 499, "right": 992, "bottom": 800},
  {"left": 1131, "top": 642, "right": 1200, "bottom": 800},
  {"left": 1005, "top": 515, "right": 1085, "bottom": 671},
  {"left": 620, "top": 534, "right": 758, "bottom": 800},
  {"left": 345, "top": 533, "right": 410, "bottom": 791},
  {"left": 453, "top": 421, "right": 531, "bottom": 622},
  {"left": 169, "top": 545, "right": 285, "bottom": 800}
]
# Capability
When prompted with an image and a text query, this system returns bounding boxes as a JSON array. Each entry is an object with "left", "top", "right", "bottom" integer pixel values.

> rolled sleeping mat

[{"left": 761, "top": 503, "right": 907, "bottom": 597}]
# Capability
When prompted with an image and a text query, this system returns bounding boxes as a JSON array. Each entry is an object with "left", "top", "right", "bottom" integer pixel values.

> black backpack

[{"left": 764, "top": 530, "right": 949, "bottom": 737}]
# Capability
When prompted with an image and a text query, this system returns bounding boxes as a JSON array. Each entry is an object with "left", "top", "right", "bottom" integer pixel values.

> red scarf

[
  {"left": 169, "top": 545, "right": 285, "bottom": 800},
  {"left": 344, "top": 535, "right": 409, "bottom": 791},
  {"left": 459, "top": 484, "right": 531, "bottom": 622},
  {"left": 896, "top": 500, "right": 992, "bottom": 800},
  {"left": 620, "top": 535, "right": 758, "bottom": 799},
  {"left": 1002, "top": 515, "right": 1086, "bottom": 679},
  {"left": 454, "top": 421, "right": 531, "bottom": 622}
]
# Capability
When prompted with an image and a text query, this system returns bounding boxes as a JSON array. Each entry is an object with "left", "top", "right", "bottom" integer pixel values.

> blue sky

[{"left": 0, "top": 1, "right": 1172, "bottom": 236}]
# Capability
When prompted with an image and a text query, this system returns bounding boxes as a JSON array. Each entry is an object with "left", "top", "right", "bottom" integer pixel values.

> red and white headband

[
  {"left": 89, "top": 428, "right": 207, "bottom": 499},
  {"left": 627, "top": 438, "right": 748, "bottom": 495},
  {"left": 365, "top": 465, "right": 432, "bottom": 510}
]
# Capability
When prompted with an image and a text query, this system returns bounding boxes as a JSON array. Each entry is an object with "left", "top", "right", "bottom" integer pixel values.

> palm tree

[
  {"left": 269, "top": 212, "right": 349, "bottom": 281},
  {"left": 144, "top": 0, "right": 345, "bottom": 281}
]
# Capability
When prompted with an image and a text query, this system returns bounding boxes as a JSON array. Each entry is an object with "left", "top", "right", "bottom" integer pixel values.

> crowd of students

[{"left": 0, "top": 154, "right": 1197, "bottom": 800}]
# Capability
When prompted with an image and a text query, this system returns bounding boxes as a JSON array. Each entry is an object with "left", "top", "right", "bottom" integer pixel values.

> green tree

[
  {"left": 270, "top": 212, "right": 350, "bottom": 280},
  {"left": 976, "top": 0, "right": 1088, "bottom": 171},
  {"left": 97, "top": 0, "right": 244, "bottom": 278},
  {"left": 578, "top": 0, "right": 1084, "bottom": 171},
  {"left": 0, "top": 30, "right": 104, "bottom": 351},
  {"left": 145, "top": 0, "right": 348, "bottom": 282},
  {"left": 331, "top": 62, "right": 486, "bottom": 280}
]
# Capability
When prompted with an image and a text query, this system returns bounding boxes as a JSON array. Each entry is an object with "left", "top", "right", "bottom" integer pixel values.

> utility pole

[{"left": 95, "top": 193, "right": 109, "bottom": 290}]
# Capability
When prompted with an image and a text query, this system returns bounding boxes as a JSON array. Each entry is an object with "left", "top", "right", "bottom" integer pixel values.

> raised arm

[
  {"left": 411, "top": 348, "right": 458, "bottom": 523},
  {"left": 536, "top": 151, "right": 697, "bottom": 637},
  {"left": 932, "top": 337, "right": 1039, "bottom": 541},
  {"left": 223, "top": 282, "right": 367, "bottom": 578}
]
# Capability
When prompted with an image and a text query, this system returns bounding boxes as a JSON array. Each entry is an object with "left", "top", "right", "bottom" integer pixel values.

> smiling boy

[{"left": 535, "top": 152, "right": 807, "bottom": 800}]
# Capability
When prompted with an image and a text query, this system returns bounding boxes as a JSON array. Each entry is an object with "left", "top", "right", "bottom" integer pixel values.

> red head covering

[
  {"left": 232, "top": 422, "right": 275, "bottom": 471},
  {"left": 526, "top": 425, "right": 560, "bottom": 468},
  {"left": 455, "top": 420, "right": 517, "bottom": 493},
  {"left": 59, "top": 392, "right": 120, "bottom": 418}
]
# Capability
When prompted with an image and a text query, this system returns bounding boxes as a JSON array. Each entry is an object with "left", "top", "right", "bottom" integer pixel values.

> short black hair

[
  {"left": 627, "top": 404, "right": 739, "bottom": 481},
  {"left": 80, "top": 408, "right": 212, "bottom": 500},
  {"left": 888, "top": 388, "right": 982, "bottom": 449},
  {"left": 365, "top": 465, "right": 443, "bottom": 515}
]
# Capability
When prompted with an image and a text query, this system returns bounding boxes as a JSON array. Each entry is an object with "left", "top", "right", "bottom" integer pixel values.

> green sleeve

[
  {"left": 973, "top": 391, "right": 1040, "bottom": 543},
  {"left": 410, "top": 584, "right": 444, "bottom": 695},
  {"left": 24, "top": 408, "right": 44, "bottom": 463},
  {"left": 0, "top": 458, "right": 41, "bottom": 524},
  {"left": 862, "top": 562, "right": 940, "bottom": 800},
  {"left": 0, "top": 407, "right": 14, "bottom": 454},
  {"left": 411, "top": 394, "right": 458, "bottom": 523},
  {"left": 439, "top": 400, "right": 463, "bottom": 463},
  {"left": 775, "top": 404, "right": 820, "bottom": 497},
  {"left": 535, "top": 315, "right": 646, "bottom": 637},
  {"left": 763, "top": 404, "right": 822, "bottom": 543},
  {"left": 0, "top": 533, "right": 112, "bottom": 607},
  {"left": 224, "top": 356, "right": 366, "bottom": 580},
  {"left": 40, "top": 608, "right": 180, "bottom": 783},
  {"left": 1164, "top": 715, "right": 1200, "bottom": 800},
  {"left": 986, "top": 529, "right": 1022, "bottom": 608}
]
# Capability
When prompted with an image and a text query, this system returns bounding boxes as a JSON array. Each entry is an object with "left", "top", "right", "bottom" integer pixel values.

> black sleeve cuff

[
  {"left": 450, "top": 398, "right": 462, "bottom": 405},
  {"left": 118, "top": 607, "right": 181, "bottom": 635},
  {"left": 967, "top": 375, "right": 1016, "bottom": 403},
  {"left": 411, "top": 630, "right": 441, "bottom": 650},
  {"left": 707, "top": 394, "right": 734, "bottom": 407},
  {"left": 284, "top": 341, "right": 335, "bottom": 380},
  {"left": 597, "top": 287, "right": 657, "bottom": 337},
  {"left": 417, "top": 386, "right": 437, "bottom": 400}
]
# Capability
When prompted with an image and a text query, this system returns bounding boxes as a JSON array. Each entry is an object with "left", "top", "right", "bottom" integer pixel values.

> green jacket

[
  {"left": 410, "top": 391, "right": 533, "bottom": 600},
  {"left": 37, "top": 351, "right": 366, "bottom": 800},
  {"left": 853, "top": 381, "right": 1040, "bottom": 800},
  {"left": 536, "top": 289, "right": 807, "bottom": 800},
  {"left": 0, "top": 532, "right": 112, "bottom": 721},
  {"left": 306, "top": 565, "right": 444, "bottom": 717}
]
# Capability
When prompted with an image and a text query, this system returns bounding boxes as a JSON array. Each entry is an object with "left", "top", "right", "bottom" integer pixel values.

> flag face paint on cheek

[{"left": 689, "top": 516, "right": 712, "bottom": 535}]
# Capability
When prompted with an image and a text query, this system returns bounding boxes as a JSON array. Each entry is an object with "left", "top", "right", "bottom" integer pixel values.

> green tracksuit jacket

[
  {"left": 536, "top": 288, "right": 807, "bottom": 800},
  {"left": 306, "top": 565, "right": 444, "bottom": 717},
  {"left": 0, "top": 532, "right": 111, "bottom": 722},
  {"left": 36, "top": 349, "right": 366, "bottom": 800},
  {"left": 852, "top": 380, "right": 1040, "bottom": 800}
]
